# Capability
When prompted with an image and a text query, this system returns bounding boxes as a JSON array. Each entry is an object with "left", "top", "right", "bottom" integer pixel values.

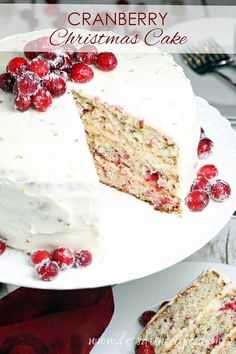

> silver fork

[
  {"left": 181, "top": 52, "right": 236, "bottom": 87},
  {"left": 199, "top": 38, "right": 236, "bottom": 69}
]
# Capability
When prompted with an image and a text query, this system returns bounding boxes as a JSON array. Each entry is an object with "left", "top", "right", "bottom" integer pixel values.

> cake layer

[
  {"left": 74, "top": 91, "right": 190, "bottom": 213},
  {"left": 137, "top": 270, "right": 229, "bottom": 352}
]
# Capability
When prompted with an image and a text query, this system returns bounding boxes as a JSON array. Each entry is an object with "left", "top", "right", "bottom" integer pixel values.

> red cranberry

[
  {"left": 77, "top": 45, "right": 98, "bottom": 65},
  {"left": 191, "top": 176, "right": 211, "bottom": 192},
  {"left": 185, "top": 190, "right": 209, "bottom": 212},
  {"left": 145, "top": 172, "right": 160, "bottom": 183},
  {"left": 0, "top": 239, "right": 6, "bottom": 255},
  {"left": 70, "top": 63, "right": 94, "bottom": 83},
  {"left": 75, "top": 250, "right": 92, "bottom": 268},
  {"left": 14, "top": 95, "right": 32, "bottom": 112},
  {"left": 15, "top": 72, "right": 40, "bottom": 96},
  {"left": 139, "top": 310, "right": 156, "bottom": 326},
  {"left": 135, "top": 341, "right": 155, "bottom": 354},
  {"left": 44, "top": 75, "right": 67, "bottom": 97},
  {"left": 198, "top": 138, "right": 214, "bottom": 159},
  {"left": 24, "top": 39, "right": 39, "bottom": 60},
  {"left": 210, "top": 180, "right": 231, "bottom": 202},
  {"left": 31, "top": 249, "right": 51, "bottom": 265},
  {"left": 28, "top": 57, "right": 50, "bottom": 78},
  {"left": 197, "top": 164, "right": 218, "bottom": 181},
  {"left": 41, "top": 52, "right": 64, "bottom": 71},
  {"left": 0, "top": 73, "right": 15, "bottom": 92},
  {"left": 52, "top": 246, "right": 75, "bottom": 270},
  {"left": 96, "top": 52, "right": 118, "bottom": 71},
  {"left": 7, "top": 57, "right": 28, "bottom": 77},
  {"left": 32, "top": 88, "right": 52, "bottom": 112},
  {"left": 35, "top": 261, "right": 59, "bottom": 281},
  {"left": 60, "top": 53, "right": 73, "bottom": 72}
]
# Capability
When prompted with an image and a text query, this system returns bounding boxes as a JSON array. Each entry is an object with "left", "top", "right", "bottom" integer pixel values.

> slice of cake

[
  {"left": 137, "top": 269, "right": 236, "bottom": 354},
  {"left": 73, "top": 50, "right": 200, "bottom": 214}
]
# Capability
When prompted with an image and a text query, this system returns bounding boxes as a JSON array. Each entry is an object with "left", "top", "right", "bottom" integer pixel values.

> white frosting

[
  {"left": 0, "top": 41, "right": 101, "bottom": 255},
  {"left": 0, "top": 29, "right": 199, "bottom": 254}
]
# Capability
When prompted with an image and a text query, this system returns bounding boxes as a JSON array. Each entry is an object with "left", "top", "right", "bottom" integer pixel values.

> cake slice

[
  {"left": 73, "top": 50, "right": 200, "bottom": 214},
  {"left": 137, "top": 269, "right": 234, "bottom": 353}
]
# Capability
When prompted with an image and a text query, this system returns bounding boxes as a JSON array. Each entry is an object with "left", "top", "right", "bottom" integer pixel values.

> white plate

[
  {"left": 169, "top": 18, "right": 236, "bottom": 119},
  {"left": 0, "top": 97, "right": 236, "bottom": 289},
  {"left": 91, "top": 261, "right": 236, "bottom": 354}
]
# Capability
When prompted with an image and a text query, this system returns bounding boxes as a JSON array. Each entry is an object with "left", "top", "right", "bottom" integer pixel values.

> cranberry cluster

[
  {"left": 0, "top": 36, "right": 118, "bottom": 112},
  {"left": 31, "top": 247, "right": 93, "bottom": 281},
  {"left": 185, "top": 128, "right": 231, "bottom": 212}
]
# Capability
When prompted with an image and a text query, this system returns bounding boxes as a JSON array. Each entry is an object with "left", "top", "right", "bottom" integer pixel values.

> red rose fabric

[{"left": 0, "top": 286, "right": 114, "bottom": 354}]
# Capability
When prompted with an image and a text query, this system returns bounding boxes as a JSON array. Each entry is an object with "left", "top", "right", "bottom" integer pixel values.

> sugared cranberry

[
  {"left": 14, "top": 95, "right": 32, "bottom": 112},
  {"left": 70, "top": 63, "right": 94, "bottom": 83},
  {"left": 77, "top": 45, "right": 98, "bottom": 65},
  {"left": 0, "top": 73, "right": 15, "bottom": 92},
  {"left": 185, "top": 190, "right": 209, "bottom": 211},
  {"left": 96, "top": 52, "right": 118, "bottom": 71},
  {"left": 139, "top": 310, "right": 156, "bottom": 326},
  {"left": 41, "top": 52, "right": 64, "bottom": 71},
  {"left": 75, "top": 250, "right": 92, "bottom": 268},
  {"left": 135, "top": 341, "right": 155, "bottom": 354},
  {"left": 210, "top": 180, "right": 231, "bottom": 202},
  {"left": 197, "top": 164, "right": 218, "bottom": 181},
  {"left": 28, "top": 57, "right": 50, "bottom": 78},
  {"left": 31, "top": 249, "right": 51, "bottom": 265},
  {"left": 191, "top": 176, "right": 211, "bottom": 192},
  {"left": 160, "top": 300, "right": 170, "bottom": 309},
  {"left": 0, "top": 239, "right": 6, "bottom": 255},
  {"left": 44, "top": 75, "right": 67, "bottom": 97},
  {"left": 60, "top": 53, "right": 72, "bottom": 71},
  {"left": 24, "top": 39, "right": 39, "bottom": 60},
  {"left": 35, "top": 261, "right": 59, "bottom": 281},
  {"left": 200, "top": 127, "right": 205, "bottom": 139},
  {"left": 32, "top": 88, "right": 52, "bottom": 112},
  {"left": 197, "top": 138, "right": 214, "bottom": 159},
  {"left": 15, "top": 72, "right": 40, "bottom": 96},
  {"left": 7, "top": 57, "right": 28, "bottom": 77},
  {"left": 52, "top": 246, "right": 75, "bottom": 270}
]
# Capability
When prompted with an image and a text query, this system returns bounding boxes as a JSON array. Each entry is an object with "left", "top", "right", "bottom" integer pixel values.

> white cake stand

[{"left": 0, "top": 96, "right": 236, "bottom": 289}]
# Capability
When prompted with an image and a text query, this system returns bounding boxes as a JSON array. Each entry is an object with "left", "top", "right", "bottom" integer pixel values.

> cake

[
  {"left": 137, "top": 269, "right": 236, "bottom": 353},
  {"left": 0, "top": 29, "right": 200, "bottom": 255}
]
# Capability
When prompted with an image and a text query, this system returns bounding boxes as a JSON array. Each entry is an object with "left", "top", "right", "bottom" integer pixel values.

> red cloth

[{"left": 0, "top": 286, "right": 114, "bottom": 354}]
